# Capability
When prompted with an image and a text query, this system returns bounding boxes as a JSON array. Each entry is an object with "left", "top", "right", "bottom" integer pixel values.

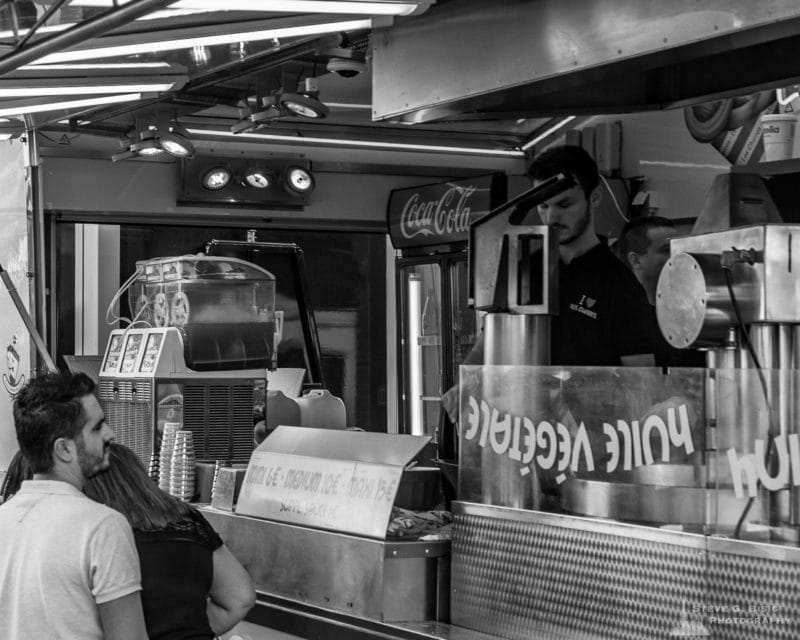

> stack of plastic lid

[
  {"left": 169, "top": 430, "right": 196, "bottom": 501},
  {"left": 158, "top": 423, "right": 179, "bottom": 492}
]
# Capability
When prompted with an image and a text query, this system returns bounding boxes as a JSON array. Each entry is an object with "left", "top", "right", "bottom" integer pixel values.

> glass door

[
  {"left": 447, "top": 257, "right": 478, "bottom": 384},
  {"left": 398, "top": 261, "right": 442, "bottom": 438}
]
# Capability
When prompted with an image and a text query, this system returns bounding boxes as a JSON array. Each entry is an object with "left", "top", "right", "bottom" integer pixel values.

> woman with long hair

[
  {"left": 1, "top": 449, "right": 32, "bottom": 503},
  {"left": 84, "top": 443, "right": 255, "bottom": 639}
]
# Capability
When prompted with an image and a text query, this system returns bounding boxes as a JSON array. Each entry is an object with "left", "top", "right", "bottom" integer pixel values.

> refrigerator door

[
  {"left": 448, "top": 257, "right": 478, "bottom": 382},
  {"left": 399, "top": 262, "right": 442, "bottom": 438}
]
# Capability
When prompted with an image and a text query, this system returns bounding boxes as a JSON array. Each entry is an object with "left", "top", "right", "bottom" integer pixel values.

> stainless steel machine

[
  {"left": 450, "top": 175, "right": 800, "bottom": 639},
  {"left": 658, "top": 224, "right": 800, "bottom": 536},
  {"left": 98, "top": 255, "right": 277, "bottom": 467}
]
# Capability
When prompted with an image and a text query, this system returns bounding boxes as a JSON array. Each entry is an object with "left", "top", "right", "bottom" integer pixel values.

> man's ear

[
  {"left": 53, "top": 437, "right": 74, "bottom": 464},
  {"left": 627, "top": 250, "right": 642, "bottom": 271},
  {"left": 589, "top": 185, "right": 602, "bottom": 209}
]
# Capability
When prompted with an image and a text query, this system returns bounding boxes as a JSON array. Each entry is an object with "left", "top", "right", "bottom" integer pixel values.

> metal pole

[
  {"left": 0, "top": 0, "right": 176, "bottom": 76},
  {"left": 0, "top": 264, "right": 57, "bottom": 373}
]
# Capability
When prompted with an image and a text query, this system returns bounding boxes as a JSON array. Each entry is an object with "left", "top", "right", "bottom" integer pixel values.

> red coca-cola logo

[{"left": 399, "top": 185, "right": 477, "bottom": 240}]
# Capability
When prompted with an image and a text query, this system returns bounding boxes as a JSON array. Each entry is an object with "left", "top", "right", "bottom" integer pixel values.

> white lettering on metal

[
  {"left": 463, "top": 394, "right": 693, "bottom": 482},
  {"left": 398, "top": 185, "right": 477, "bottom": 240}
]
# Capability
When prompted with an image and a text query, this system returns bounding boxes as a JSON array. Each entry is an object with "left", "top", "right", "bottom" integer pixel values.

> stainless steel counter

[{"left": 201, "top": 507, "right": 450, "bottom": 624}]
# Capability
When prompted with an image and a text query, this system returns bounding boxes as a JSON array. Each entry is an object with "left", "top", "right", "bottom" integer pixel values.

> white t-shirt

[{"left": 0, "top": 479, "right": 142, "bottom": 639}]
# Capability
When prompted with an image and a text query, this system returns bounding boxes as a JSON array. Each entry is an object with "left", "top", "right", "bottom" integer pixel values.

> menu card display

[
  {"left": 104, "top": 334, "right": 124, "bottom": 372},
  {"left": 140, "top": 332, "right": 163, "bottom": 373},
  {"left": 120, "top": 333, "right": 143, "bottom": 374}
]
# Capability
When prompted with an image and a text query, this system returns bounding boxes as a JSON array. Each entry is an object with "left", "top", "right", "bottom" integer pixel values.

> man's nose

[{"left": 539, "top": 207, "right": 555, "bottom": 224}]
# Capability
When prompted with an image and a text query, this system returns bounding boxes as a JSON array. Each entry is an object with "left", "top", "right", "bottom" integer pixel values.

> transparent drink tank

[{"left": 128, "top": 255, "right": 276, "bottom": 371}]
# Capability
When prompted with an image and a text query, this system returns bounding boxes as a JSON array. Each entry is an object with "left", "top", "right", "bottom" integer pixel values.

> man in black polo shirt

[
  {"left": 615, "top": 215, "right": 705, "bottom": 369},
  {"left": 529, "top": 145, "right": 655, "bottom": 366},
  {"left": 442, "top": 146, "right": 656, "bottom": 423}
]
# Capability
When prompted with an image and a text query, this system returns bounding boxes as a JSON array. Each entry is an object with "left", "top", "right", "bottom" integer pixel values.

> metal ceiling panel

[{"left": 371, "top": 0, "right": 800, "bottom": 122}]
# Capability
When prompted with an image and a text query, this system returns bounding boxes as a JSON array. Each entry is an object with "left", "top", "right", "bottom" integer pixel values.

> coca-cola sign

[{"left": 388, "top": 173, "right": 506, "bottom": 249}]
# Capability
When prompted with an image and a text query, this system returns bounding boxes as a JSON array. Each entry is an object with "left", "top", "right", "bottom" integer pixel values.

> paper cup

[{"left": 761, "top": 113, "right": 796, "bottom": 161}]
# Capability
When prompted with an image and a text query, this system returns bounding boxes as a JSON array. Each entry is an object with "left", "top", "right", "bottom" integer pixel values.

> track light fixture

[
  {"left": 130, "top": 127, "right": 164, "bottom": 157},
  {"left": 158, "top": 123, "right": 195, "bottom": 158},
  {"left": 112, "top": 117, "right": 196, "bottom": 162},
  {"left": 181, "top": 157, "right": 315, "bottom": 207},
  {"left": 231, "top": 78, "right": 329, "bottom": 134},
  {"left": 201, "top": 165, "right": 233, "bottom": 190},
  {"left": 284, "top": 165, "right": 315, "bottom": 195},
  {"left": 241, "top": 166, "right": 274, "bottom": 189},
  {"left": 279, "top": 92, "right": 329, "bottom": 119}
]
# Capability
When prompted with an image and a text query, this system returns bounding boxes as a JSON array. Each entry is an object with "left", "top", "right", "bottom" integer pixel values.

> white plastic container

[
  {"left": 761, "top": 113, "right": 797, "bottom": 161},
  {"left": 295, "top": 389, "right": 346, "bottom": 429}
]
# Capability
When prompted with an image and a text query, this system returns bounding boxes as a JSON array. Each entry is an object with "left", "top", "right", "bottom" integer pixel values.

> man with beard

[
  {"left": 529, "top": 145, "right": 655, "bottom": 365},
  {"left": 0, "top": 372, "right": 147, "bottom": 640},
  {"left": 442, "top": 146, "right": 656, "bottom": 427}
]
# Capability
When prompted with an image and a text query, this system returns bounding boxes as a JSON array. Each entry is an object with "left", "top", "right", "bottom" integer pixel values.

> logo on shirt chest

[{"left": 570, "top": 294, "right": 598, "bottom": 319}]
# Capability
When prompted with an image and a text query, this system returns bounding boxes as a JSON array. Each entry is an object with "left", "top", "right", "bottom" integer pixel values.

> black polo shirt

[{"left": 552, "top": 241, "right": 654, "bottom": 366}]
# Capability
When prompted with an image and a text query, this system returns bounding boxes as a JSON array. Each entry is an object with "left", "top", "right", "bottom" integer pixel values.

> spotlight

[
  {"left": 181, "top": 157, "right": 314, "bottom": 208},
  {"left": 231, "top": 82, "right": 329, "bottom": 134},
  {"left": 157, "top": 124, "right": 195, "bottom": 158},
  {"left": 112, "top": 119, "right": 195, "bottom": 161},
  {"left": 130, "top": 128, "right": 164, "bottom": 157},
  {"left": 284, "top": 165, "right": 315, "bottom": 195},
  {"left": 279, "top": 92, "right": 329, "bottom": 119},
  {"left": 201, "top": 166, "right": 232, "bottom": 190},
  {"left": 231, "top": 97, "right": 282, "bottom": 134},
  {"left": 241, "top": 166, "right": 273, "bottom": 189}
]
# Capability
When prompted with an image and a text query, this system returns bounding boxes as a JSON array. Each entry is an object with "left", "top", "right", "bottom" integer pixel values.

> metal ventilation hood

[{"left": 371, "top": 0, "right": 800, "bottom": 125}]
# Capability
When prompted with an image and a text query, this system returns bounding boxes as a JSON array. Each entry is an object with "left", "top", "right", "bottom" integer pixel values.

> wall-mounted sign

[{"left": 387, "top": 173, "right": 506, "bottom": 249}]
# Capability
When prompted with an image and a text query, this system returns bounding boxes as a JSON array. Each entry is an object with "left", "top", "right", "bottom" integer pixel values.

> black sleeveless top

[{"left": 134, "top": 509, "right": 223, "bottom": 640}]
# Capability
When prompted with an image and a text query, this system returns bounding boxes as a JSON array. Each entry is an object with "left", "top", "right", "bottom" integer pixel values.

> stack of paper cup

[
  {"left": 158, "top": 422, "right": 180, "bottom": 492},
  {"left": 761, "top": 113, "right": 797, "bottom": 161},
  {"left": 147, "top": 450, "right": 159, "bottom": 483},
  {"left": 169, "top": 430, "right": 196, "bottom": 501}
]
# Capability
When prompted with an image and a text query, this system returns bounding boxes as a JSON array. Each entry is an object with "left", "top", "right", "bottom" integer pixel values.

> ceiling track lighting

[
  {"left": 112, "top": 117, "right": 196, "bottom": 162},
  {"left": 157, "top": 124, "right": 195, "bottom": 158},
  {"left": 232, "top": 79, "right": 329, "bottom": 134}
]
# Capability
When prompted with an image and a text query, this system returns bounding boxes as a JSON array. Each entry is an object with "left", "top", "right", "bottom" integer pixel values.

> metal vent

[
  {"left": 182, "top": 381, "right": 255, "bottom": 463},
  {"left": 99, "top": 378, "right": 154, "bottom": 464}
]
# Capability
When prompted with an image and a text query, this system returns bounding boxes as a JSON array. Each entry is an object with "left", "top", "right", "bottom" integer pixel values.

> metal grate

[
  {"left": 705, "top": 549, "right": 800, "bottom": 639},
  {"left": 182, "top": 381, "right": 255, "bottom": 463},
  {"left": 99, "top": 378, "right": 154, "bottom": 464},
  {"left": 451, "top": 506, "right": 707, "bottom": 640}
]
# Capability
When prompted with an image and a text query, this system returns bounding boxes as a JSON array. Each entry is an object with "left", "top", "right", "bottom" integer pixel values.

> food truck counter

[{"left": 212, "top": 357, "right": 800, "bottom": 640}]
